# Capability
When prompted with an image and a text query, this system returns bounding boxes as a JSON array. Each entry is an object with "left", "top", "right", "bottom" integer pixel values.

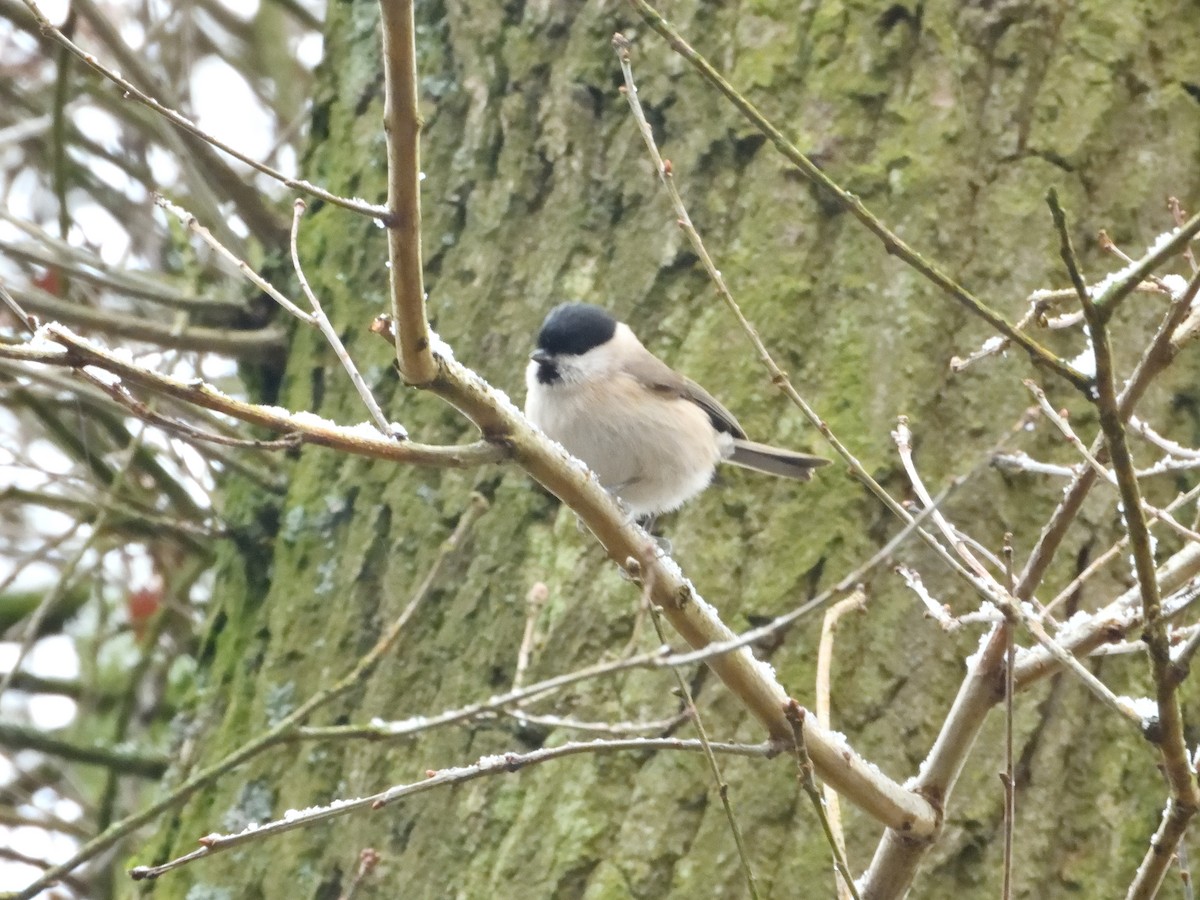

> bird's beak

[{"left": 530, "top": 348, "right": 552, "bottom": 365}]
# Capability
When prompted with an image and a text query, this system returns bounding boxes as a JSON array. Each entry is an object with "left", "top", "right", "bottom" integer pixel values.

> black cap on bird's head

[{"left": 534, "top": 303, "right": 617, "bottom": 358}]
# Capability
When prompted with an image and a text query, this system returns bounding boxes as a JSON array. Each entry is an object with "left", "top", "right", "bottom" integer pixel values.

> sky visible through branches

[
  {"left": 1, "top": 0, "right": 323, "bottom": 892},
  {"left": 0, "top": 0, "right": 1198, "bottom": 897}
]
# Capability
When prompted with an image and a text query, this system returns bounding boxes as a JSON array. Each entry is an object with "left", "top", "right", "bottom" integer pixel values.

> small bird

[{"left": 524, "top": 302, "right": 829, "bottom": 521}]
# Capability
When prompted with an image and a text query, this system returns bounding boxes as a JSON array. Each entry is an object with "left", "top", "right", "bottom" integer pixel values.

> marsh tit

[{"left": 524, "top": 303, "right": 830, "bottom": 521}]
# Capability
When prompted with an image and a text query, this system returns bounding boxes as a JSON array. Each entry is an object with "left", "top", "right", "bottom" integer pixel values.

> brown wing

[{"left": 624, "top": 345, "right": 747, "bottom": 438}]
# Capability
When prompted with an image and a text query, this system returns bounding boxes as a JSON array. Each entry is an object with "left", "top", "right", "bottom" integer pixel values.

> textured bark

[{"left": 148, "top": 2, "right": 1200, "bottom": 898}]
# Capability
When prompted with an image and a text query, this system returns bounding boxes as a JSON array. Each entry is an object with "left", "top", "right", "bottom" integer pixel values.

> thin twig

[
  {"left": 612, "top": 32, "right": 996, "bottom": 613},
  {"left": 93, "top": 379, "right": 302, "bottom": 451},
  {"left": 785, "top": 702, "right": 861, "bottom": 900},
  {"left": 995, "top": 449, "right": 1200, "bottom": 479},
  {"left": 0, "top": 325, "right": 501, "bottom": 468},
  {"left": 500, "top": 709, "right": 687, "bottom": 736},
  {"left": 12, "top": 496, "right": 489, "bottom": 900},
  {"left": 290, "top": 199, "right": 400, "bottom": 437},
  {"left": 512, "top": 582, "right": 548, "bottom": 690},
  {"left": 1098, "top": 230, "right": 1177, "bottom": 294},
  {"left": 1131, "top": 416, "right": 1200, "bottom": 460},
  {"left": 18, "top": 0, "right": 389, "bottom": 220},
  {"left": 6, "top": 280, "right": 287, "bottom": 356},
  {"left": 0, "top": 722, "right": 167, "bottom": 778},
  {"left": 816, "top": 589, "right": 868, "bottom": 900},
  {"left": 893, "top": 417, "right": 1006, "bottom": 592},
  {"left": 896, "top": 565, "right": 976, "bottom": 631},
  {"left": 645, "top": 592, "right": 759, "bottom": 900},
  {"left": 1025, "top": 382, "right": 1200, "bottom": 544},
  {"left": 1168, "top": 196, "right": 1198, "bottom": 273},
  {"left": 621, "top": 4, "right": 1094, "bottom": 392},
  {"left": 1001, "top": 537, "right": 1017, "bottom": 900},
  {"left": 130, "top": 737, "right": 780, "bottom": 880},
  {"left": 991, "top": 452, "right": 1078, "bottom": 479},
  {"left": 156, "top": 196, "right": 312, "bottom": 322},
  {"left": 1048, "top": 190, "right": 1200, "bottom": 899},
  {"left": 0, "top": 279, "right": 37, "bottom": 332},
  {"left": 289, "top": 648, "right": 675, "bottom": 743}
]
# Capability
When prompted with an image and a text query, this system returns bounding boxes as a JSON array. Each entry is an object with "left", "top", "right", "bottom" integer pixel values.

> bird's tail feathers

[{"left": 727, "top": 439, "right": 830, "bottom": 481}]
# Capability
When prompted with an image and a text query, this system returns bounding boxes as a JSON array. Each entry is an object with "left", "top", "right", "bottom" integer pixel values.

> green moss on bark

[{"left": 145, "top": 1, "right": 1200, "bottom": 898}]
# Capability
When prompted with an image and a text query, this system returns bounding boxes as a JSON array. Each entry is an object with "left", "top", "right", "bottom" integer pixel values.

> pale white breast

[{"left": 525, "top": 361, "right": 723, "bottom": 517}]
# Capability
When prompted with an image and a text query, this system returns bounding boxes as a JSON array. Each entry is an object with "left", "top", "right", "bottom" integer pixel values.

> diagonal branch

[
  {"left": 611, "top": 32, "right": 1000, "bottom": 614},
  {"left": 6, "top": 281, "right": 287, "bottom": 356},
  {"left": 17, "top": 0, "right": 388, "bottom": 222},
  {"left": 0, "top": 324, "right": 502, "bottom": 469},
  {"left": 129, "top": 737, "right": 781, "bottom": 881},
  {"left": 624, "top": 0, "right": 1091, "bottom": 393},
  {"left": 1047, "top": 189, "right": 1200, "bottom": 899},
  {"left": 0, "top": 722, "right": 167, "bottom": 778},
  {"left": 11, "top": 495, "right": 490, "bottom": 900},
  {"left": 367, "top": 5, "right": 939, "bottom": 839}
]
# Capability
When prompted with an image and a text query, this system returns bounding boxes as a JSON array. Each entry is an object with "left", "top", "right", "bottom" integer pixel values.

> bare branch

[
  {"left": 378, "top": 0, "right": 435, "bottom": 383},
  {"left": 0, "top": 325, "right": 502, "bottom": 469},
  {"left": 1047, "top": 189, "right": 1200, "bottom": 897},
  {"left": 622, "top": 1, "right": 1091, "bottom": 392},
  {"left": 290, "top": 199, "right": 399, "bottom": 437},
  {"left": 129, "top": 737, "right": 781, "bottom": 881},
  {"left": 156, "top": 196, "right": 312, "bottom": 322},
  {"left": 7, "top": 282, "right": 285, "bottom": 356},
  {"left": 17, "top": 0, "right": 390, "bottom": 222},
  {"left": 785, "top": 702, "right": 860, "bottom": 900},
  {"left": 12, "top": 495, "right": 490, "bottom": 900},
  {"left": 1001, "top": 540, "right": 1017, "bottom": 900},
  {"left": 645, "top": 599, "right": 760, "bottom": 899},
  {"left": 612, "top": 32, "right": 1001, "bottom": 617},
  {"left": 816, "top": 589, "right": 868, "bottom": 900},
  {"left": 0, "top": 721, "right": 167, "bottom": 778}
]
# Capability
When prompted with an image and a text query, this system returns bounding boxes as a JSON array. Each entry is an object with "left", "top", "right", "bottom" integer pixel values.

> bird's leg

[{"left": 635, "top": 514, "right": 672, "bottom": 556}]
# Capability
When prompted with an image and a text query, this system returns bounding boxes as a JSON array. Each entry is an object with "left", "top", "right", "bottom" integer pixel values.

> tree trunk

[{"left": 150, "top": 2, "right": 1200, "bottom": 897}]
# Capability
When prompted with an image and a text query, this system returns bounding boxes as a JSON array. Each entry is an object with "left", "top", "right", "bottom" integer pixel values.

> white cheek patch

[{"left": 558, "top": 345, "right": 615, "bottom": 385}]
